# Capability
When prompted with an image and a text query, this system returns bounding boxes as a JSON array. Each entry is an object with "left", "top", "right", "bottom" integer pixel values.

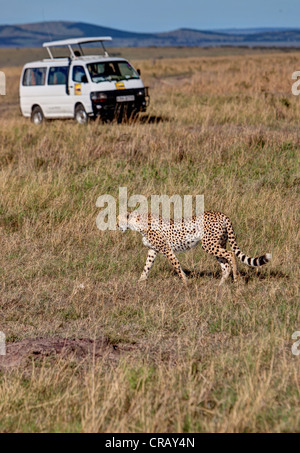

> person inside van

[
  {"left": 35, "top": 69, "right": 46, "bottom": 85},
  {"left": 87, "top": 64, "right": 97, "bottom": 80},
  {"left": 48, "top": 67, "right": 68, "bottom": 85},
  {"left": 73, "top": 66, "right": 87, "bottom": 83},
  {"left": 104, "top": 63, "right": 116, "bottom": 77}
]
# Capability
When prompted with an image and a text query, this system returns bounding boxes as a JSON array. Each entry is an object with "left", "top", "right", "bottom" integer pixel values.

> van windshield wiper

[
  {"left": 95, "top": 75, "right": 122, "bottom": 83},
  {"left": 94, "top": 75, "right": 139, "bottom": 83}
]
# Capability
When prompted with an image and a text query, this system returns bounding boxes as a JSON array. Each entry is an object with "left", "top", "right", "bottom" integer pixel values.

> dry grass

[
  {"left": 0, "top": 49, "right": 299, "bottom": 433},
  {"left": 0, "top": 45, "right": 295, "bottom": 67}
]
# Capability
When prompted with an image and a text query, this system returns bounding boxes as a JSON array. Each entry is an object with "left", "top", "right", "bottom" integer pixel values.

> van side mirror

[
  {"left": 82, "top": 75, "right": 88, "bottom": 83},
  {"left": 137, "top": 69, "right": 141, "bottom": 76}
]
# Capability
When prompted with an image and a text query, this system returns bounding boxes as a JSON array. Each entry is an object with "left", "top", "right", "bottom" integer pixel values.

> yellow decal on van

[
  {"left": 75, "top": 83, "right": 81, "bottom": 95},
  {"left": 115, "top": 82, "right": 125, "bottom": 90}
]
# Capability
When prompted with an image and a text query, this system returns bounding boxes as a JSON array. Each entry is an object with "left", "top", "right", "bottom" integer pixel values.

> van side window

[
  {"left": 23, "top": 68, "right": 47, "bottom": 86},
  {"left": 73, "top": 66, "right": 87, "bottom": 83},
  {"left": 48, "top": 67, "right": 68, "bottom": 85}
]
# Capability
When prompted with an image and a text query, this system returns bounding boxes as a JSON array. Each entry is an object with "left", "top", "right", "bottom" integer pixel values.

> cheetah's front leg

[
  {"left": 139, "top": 249, "right": 158, "bottom": 282},
  {"left": 160, "top": 244, "right": 188, "bottom": 285},
  {"left": 145, "top": 232, "right": 187, "bottom": 285}
]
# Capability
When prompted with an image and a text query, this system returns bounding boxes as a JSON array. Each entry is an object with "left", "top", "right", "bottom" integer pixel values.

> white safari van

[{"left": 19, "top": 37, "right": 149, "bottom": 124}]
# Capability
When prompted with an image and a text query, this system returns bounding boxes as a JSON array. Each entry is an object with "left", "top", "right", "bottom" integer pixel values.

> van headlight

[
  {"left": 136, "top": 89, "right": 145, "bottom": 96},
  {"left": 90, "top": 92, "right": 108, "bottom": 102}
]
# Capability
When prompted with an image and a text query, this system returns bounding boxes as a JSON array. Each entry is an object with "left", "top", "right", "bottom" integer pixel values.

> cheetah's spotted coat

[{"left": 117, "top": 211, "right": 271, "bottom": 285}]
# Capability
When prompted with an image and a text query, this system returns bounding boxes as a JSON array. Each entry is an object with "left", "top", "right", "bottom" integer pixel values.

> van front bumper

[{"left": 90, "top": 87, "right": 150, "bottom": 118}]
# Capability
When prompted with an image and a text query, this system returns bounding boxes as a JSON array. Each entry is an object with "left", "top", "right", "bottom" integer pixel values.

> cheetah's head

[
  {"left": 117, "top": 211, "right": 143, "bottom": 233},
  {"left": 117, "top": 213, "right": 129, "bottom": 233}
]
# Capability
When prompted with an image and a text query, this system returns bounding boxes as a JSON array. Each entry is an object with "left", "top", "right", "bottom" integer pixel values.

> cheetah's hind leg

[
  {"left": 203, "top": 242, "right": 238, "bottom": 284},
  {"left": 217, "top": 257, "right": 231, "bottom": 285},
  {"left": 217, "top": 235, "right": 239, "bottom": 285}
]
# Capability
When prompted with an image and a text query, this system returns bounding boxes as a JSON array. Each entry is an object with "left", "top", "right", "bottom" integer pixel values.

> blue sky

[{"left": 0, "top": 0, "right": 299, "bottom": 32}]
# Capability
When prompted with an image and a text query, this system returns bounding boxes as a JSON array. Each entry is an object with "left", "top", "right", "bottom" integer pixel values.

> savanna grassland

[{"left": 0, "top": 48, "right": 299, "bottom": 433}]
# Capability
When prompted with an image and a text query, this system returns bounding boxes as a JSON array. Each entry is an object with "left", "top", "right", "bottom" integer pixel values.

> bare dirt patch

[{"left": 0, "top": 337, "right": 136, "bottom": 372}]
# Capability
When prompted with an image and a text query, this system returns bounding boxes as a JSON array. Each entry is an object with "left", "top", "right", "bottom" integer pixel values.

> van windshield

[{"left": 87, "top": 61, "right": 139, "bottom": 83}]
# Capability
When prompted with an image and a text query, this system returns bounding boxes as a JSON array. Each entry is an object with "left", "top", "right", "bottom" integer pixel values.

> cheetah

[{"left": 117, "top": 211, "right": 271, "bottom": 285}]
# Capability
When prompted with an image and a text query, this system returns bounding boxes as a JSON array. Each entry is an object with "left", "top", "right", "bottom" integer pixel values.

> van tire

[
  {"left": 75, "top": 104, "right": 88, "bottom": 124},
  {"left": 31, "top": 106, "right": 44, "bottom": 125}
]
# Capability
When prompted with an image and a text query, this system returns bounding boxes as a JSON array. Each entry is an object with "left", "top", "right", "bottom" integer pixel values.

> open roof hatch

[{"left": 42, "top": 36, "right": 112, "bottom": 59}]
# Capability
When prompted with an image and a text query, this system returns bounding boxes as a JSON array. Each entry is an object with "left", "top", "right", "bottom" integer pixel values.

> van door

[
  {"left": 43, "top": 65, "right": 73, "bottom": 118},
  {"left": 68, "top": 65, "right": 92, "bottom": 116}
]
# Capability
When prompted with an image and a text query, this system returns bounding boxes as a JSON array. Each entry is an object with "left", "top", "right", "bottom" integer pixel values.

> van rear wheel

[
  {"left": 31, "top": 106, "right": 44, "bottom": 125},
  {"left": 75, "top": 104, "right": 88, "bottom": 124}
]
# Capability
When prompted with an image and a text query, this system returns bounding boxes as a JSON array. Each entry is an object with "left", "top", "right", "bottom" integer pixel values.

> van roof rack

[{"left": 42, "top": 36, "right": 112, "bottom": 59}]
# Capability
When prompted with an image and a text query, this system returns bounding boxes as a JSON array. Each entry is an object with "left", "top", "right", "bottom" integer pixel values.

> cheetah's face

[
  {"left": 117, "top": 214, "right": 129, "bottom": 233},
  {"left": 117, "top": 212, "right": 143, "bottom": 233}
]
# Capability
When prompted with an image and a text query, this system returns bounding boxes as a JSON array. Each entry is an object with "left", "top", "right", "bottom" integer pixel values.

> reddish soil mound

[{"left": 0, "top": 337, "right": 121, "bottom": 371}]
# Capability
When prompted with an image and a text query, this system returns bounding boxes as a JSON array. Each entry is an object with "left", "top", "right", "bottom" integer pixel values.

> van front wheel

[
  {"left": 31, "top": 106, "right": 44, "bottom": 125},
  {"left": 75, "top": 104, "right": 88, "bottom": 125}
]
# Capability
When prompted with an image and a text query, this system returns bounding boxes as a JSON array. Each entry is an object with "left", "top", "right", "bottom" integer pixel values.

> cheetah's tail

[{"left": 224, "top": 216, "right": 272, "bottom": 267}]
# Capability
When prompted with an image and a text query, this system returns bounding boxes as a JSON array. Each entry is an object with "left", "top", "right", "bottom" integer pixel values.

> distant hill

[
  {"left": 213, "top": 27, "right": 296, "bottom": 35},
  {"left": 1, "top": 21, "right": 300, "bottom": 48},
  {"left": 0, "top": 22, "right": 155, "bottom": 48}
]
